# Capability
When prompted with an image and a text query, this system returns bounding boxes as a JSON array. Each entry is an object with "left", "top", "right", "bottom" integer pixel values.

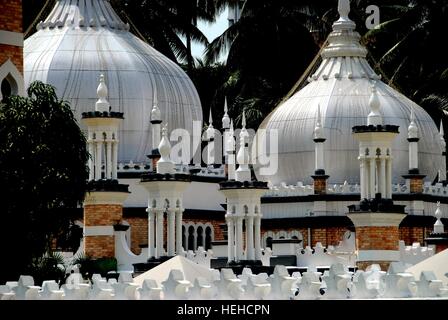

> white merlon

[{"left": 358, "top": 250, "right": 401, "bottom": 262}]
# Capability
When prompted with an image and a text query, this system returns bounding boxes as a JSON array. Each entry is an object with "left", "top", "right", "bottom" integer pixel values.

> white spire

[
  {"left": 157, "top": 124, "right": 175, "bottom": 174},
  {"left": 150, "top": 89, "right": 161, "bottom": 123},
  {"left": 408, "top": 109, "right": 419, "bottom": 139},
  {"left": 367, "top": 83, "right": 382, "bottom": 126},
  {"left": 206, "top": 108, "right": 215, "bottom": 141},
  {"left": 235, "top": 112, "right": 251, "bottom": 182},
  {"left": 434, "top": 202, "right": 445, "bottom": 234},
  {"left": 337, "top": 0, "right": 351, "bottom": 20},
  {"left": 95, "top": 74, "right": 110, "bottom": 112},
  {"left": 228, "top": 119, "right": 235, "bottom": 152},
  {"left": 314, "top": 104, "right": 324, "bottom": 140},
  {"left": 222, "top": 97, "right": 231, "bottom": 129}
]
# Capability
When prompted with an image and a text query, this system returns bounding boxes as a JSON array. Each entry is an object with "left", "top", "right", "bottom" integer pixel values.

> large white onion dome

[
  {"left": 24, "top": 0, "right": 203, "bottom": 163},
  {"left": 257, "top": 0, "right": 443, "bottom": 186}
]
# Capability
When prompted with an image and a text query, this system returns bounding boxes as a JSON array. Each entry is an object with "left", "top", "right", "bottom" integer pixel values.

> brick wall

[
  {"left": 399, "top": 226, "right": 429, "bottom": 245},
  {"left": 84, "top": 236, "right": 115, "bottom": 259},
  {"left": 0, "top": 0, "right": 23, "bottom": 73},
  {"left": 84, "top": 204, "right": 123, "bottom": 258},
  {"left": 126, "top": 217, "right": 148, "bottom": 255},
  {"left": 355, "top": 226, "right": 400, "bottom": 251},
  {"left": 84, "top": 204, "right": 123, "bottom": 225}
]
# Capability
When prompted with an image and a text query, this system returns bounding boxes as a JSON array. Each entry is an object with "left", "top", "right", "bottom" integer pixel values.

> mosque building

[{"left": 2, "top": 0, "right": 448, "bottom": 273}]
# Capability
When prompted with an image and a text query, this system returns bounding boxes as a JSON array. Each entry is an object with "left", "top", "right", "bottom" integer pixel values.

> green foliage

[
  {"left": 0, "top": 81, "right": 89, "bottom": 284},
  {"left": 72, "top": 254, "right": 117, "bottom": 280},
  {"left": 29, "top": 252, "right": 66, "bottom": 286}
]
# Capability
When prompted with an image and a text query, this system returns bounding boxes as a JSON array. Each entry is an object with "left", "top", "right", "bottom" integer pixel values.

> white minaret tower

[
  {"left": 141, "top": 124, "right": 191, "bottom": 260},
  {"left": 222, "top": 97, "right": 231, "bottom": 130},
  {"left": 312, "top": 104, "right": 329, "bottom": 194},
  {"left": 150, "top": 90, "right": 162, "bottom": 152},
  {"left": 403, "top": 109, "right": 426, "bottom": 193},
  {"left": 439, "top": 120, "right": 446, "bottom": 182},
  {"left": 219, "top": 112, "right": 268, "bottom": 264},
  {"left": 81, "top": 74, "right": 129, "bottom": 259},
  {"left": 353, "top": 83, "right": 397, "bottom": 199},
  {"left": 348, "top": 81, "right": 406, "bottom": 271},
  {"left": 83, "top": 74, "right": 122, "bottom": 181}
]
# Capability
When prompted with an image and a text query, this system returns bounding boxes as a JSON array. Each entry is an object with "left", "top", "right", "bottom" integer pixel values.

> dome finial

[
  {"left": 157, "top": 123, "right": 175, "bottom": 174},
  {"left": 314, "top": 104, "right": 324, "bottom": 139},
  {"left": 338, "top": 0, "right": 351, "bottom": 20},
  {"left": 151, "top": 88, "right": 161, "bottom": 123},
  {"left": 95, "top": 74, "right": 110, "bottom": 112},
  {"left": 367, "top": 82, "right": 382, "bottom": 126},
  {"left": 434, "top": 201, "right": 444, "bottom": 233},
  {"left": 408, "top": 109, "right": 418, "bottom": 139},
  {"left": 222, "top": 97, "right": 231, "bottom": 129}
]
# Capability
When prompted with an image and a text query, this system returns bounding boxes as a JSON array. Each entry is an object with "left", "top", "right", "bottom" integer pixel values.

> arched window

[
  {"left": 188, "top": 226, "right": 195, "bottom": 251},
  {"left": 197, "top": 226, "right": 204, "bottom": 248},
  {"left": 231, "top": 206, "right": 236, "bottom": 214},
  {"left": 266, "top": 237, "right": 273, "bottom": 249},
  {"left": 254, "top": 206, "right": 259, "bottom": 214},
  {"left": 1, "top": 77, "right": 12, "bottom": 101},
  {"left": 205, "top": 227, "right": 212, "bottom": 250},
  {"left": 291, "top": 235, "right": 298, "bottom": 240},
  {"left": 243, "top": 205, "right": 249, "bottom": 214},
  {"left": 152, "top": 199, "right": 157, "bottom": 208}
]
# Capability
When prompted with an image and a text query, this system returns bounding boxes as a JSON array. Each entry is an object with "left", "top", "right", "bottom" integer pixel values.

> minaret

[
  {"left": 219, "top": 112, "right": 268, "bottom": 266},
  {"left": 311, "top": 104, "right": 329, "bottom": 194},
  {"left": 148, "top": 90, "right": 162, "bottom": 172},
  {"left": 0, "top": 0, "right": 25, "bottom": 100},
  {"left": 402, "top": 109, "right": 426, "bottom": 193},
  {"left": 141, "top": 124, "right": 191, "bottom": 261},
  {"left": 224, "top": 120, "right": 236, "bottom": 180},
  {"left": 205, "top": 108, "right": 216, "bottom": 165},
  {"left": 424, "top": 202, "right": 448, "bottom": 253},
  {"left": 347, "top": 83, "right": 406, "bottom": 271},
  {"left": 81, "top": 74, "right": 130, "bottom": 259},
  {"left": 439, "top": 120, "right": 446, "bottom": 182}
]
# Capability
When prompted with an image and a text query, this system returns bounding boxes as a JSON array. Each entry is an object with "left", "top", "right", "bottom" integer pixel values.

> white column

[
  {"left": 379, "top": 157, "right": 386, "bottom": 197},
  {"left": 148, "top": 209, "right": 155, "bottom": 258},
  {"left": 369, "top": 157, "right": 375, "bottom": 198},
  {"left": 227, "top": 152, "right": 236, "bottom": 180},
  {"left": 95, "top": 140, "right": 102, "bottom": 180},
  {"left": 112, "top": 141, "right": 118, "bottom": 180},
  {"left": 167, "top": 209, "right": 175, "bottom": 256},
  {"left": 254, "top": 215, "right": 262, "bottom": 260},
  {"left": 176, "top": 209, "right": 183, "bottom": 254},
  {"left": 246, "top": 215, "right": 255, "bottom": 260},
  {"left": 155, "top": 209, "right": 164, "bottom": 258},
  {"left": 409, "top": 141, "right": 418, "bottom": 170},
  {"left": 315, "top": 142, "right": 324, "bottom": 171},
  {"left": 360, "top": 157, "right": 366, "bottom": 199},
  {"left": 152, "top": 123, "right": 161, "bottom": 150},
  {"left": 106, "top": 140, "right": 112, "bottom": 179},
  {"left": 226, "top": 215, "right": 234, "bottom": 262},
  {"left": 88, "top": 140, "right": 95, "bottom": 181},
  {"left": 236, "top": 216, "right": 243, "bottom": 261},
  {"left": 386, "top": 157, "right": 392, "bottom": 198}
]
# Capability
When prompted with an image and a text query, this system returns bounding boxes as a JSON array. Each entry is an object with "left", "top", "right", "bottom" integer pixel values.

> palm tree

[
  {"left": 205, "top": 0, "right": 327, "bottom": 128},
  {"left": 360, "top": 0, "right": 448, "bottom": 121}
]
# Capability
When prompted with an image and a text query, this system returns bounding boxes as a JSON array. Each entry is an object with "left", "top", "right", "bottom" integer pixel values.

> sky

[{"left": 191, "top": 8, "right": 229, "bottom": 60}]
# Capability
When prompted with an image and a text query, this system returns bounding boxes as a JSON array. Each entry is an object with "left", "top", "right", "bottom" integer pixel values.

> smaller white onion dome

[
  {"left": 95, "top": 74, "right": 110, "bottom": 112},
  {"left": 367, "top": 84, "right": 382, "bottom": 126}
]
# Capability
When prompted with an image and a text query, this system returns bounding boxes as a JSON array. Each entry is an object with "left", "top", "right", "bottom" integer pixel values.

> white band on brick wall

[
  {"left": 0, "top": 30, "right": 23, "bottom": 47},
  {"left": 358, "top": 250, "right": 400, "bottom": 261},
  {"left": 84, "top": 226, "right": 114, "bottom": 236}
]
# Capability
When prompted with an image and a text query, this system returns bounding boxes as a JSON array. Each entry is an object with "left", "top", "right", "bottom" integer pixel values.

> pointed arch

[{"left": 0, "top": 59, "right": 24, "bottom": 100}]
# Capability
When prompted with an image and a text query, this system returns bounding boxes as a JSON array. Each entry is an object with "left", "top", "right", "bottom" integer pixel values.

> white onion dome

[
  {"left": 24, "top": 0, "right": 202, "bottom": 163},
  {"left": 257, "top": 0, "right": 443, "bottom": 185}
]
